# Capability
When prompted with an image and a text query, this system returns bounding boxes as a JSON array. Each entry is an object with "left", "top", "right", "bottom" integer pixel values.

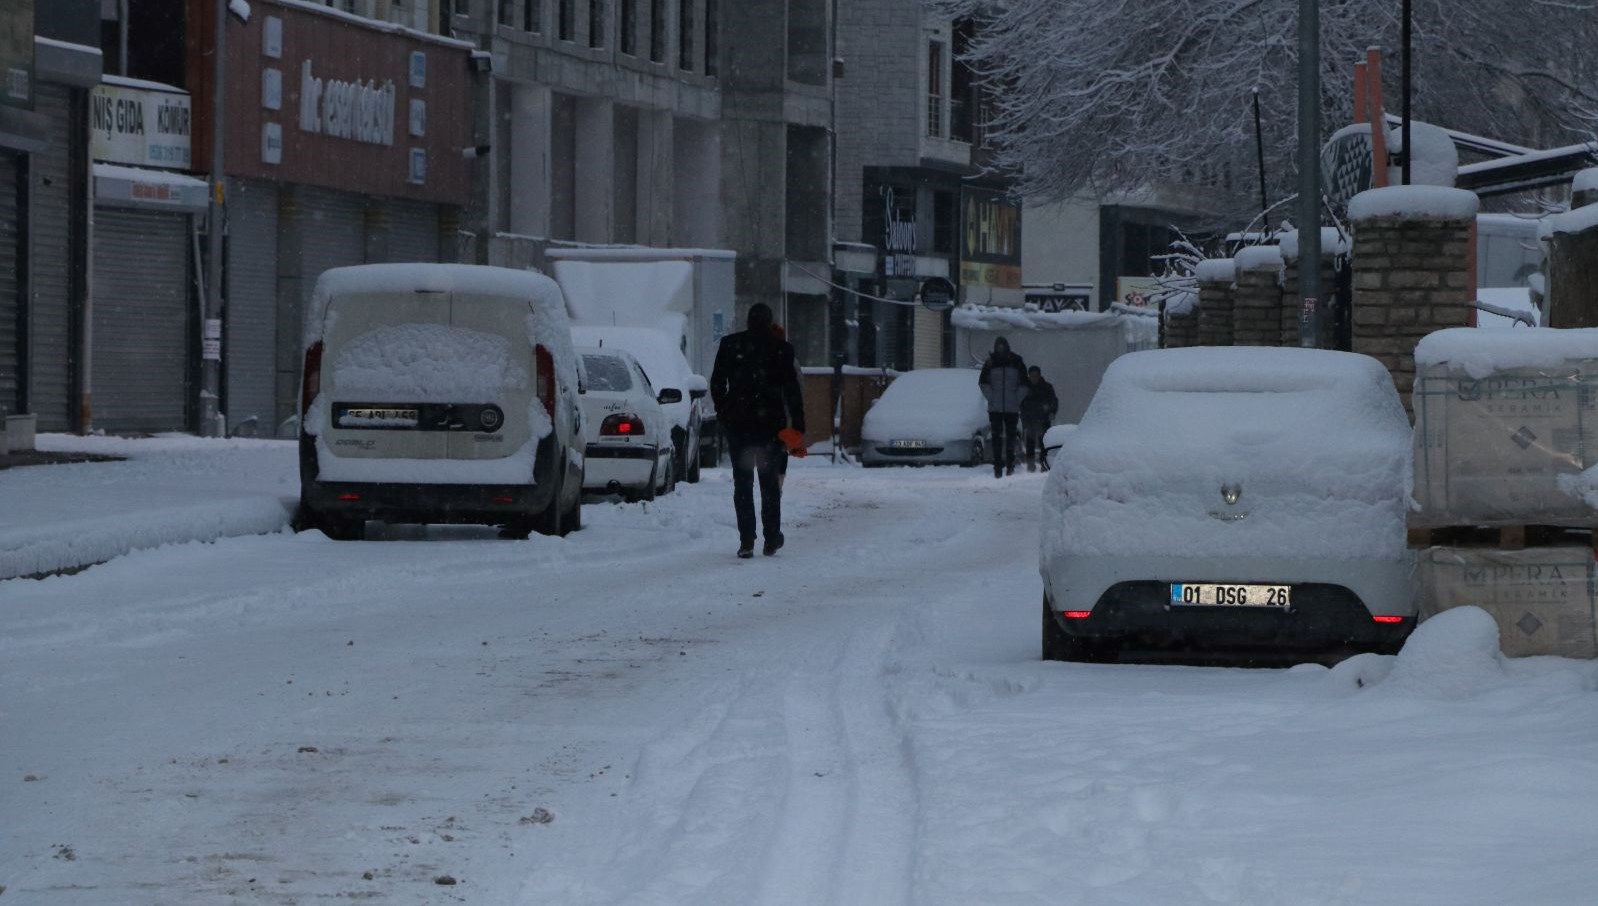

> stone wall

[
  {"left": 1232, "top": 248, "right": 1284, "bottom": 346},
  {"left": 1349, "top": 187, "right": 1479, "bottom": 415},
  {"left": 1281, "top": 255, "right": 1339, "bottom": 347}
]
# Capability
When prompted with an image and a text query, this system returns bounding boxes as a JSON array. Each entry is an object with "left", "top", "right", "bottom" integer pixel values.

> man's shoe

[
  {"left": 737, "top": 542, "right": 755, "bottom": 559},
  {"left": 763, "top": 534, "right": 784, "bottom": 556}
]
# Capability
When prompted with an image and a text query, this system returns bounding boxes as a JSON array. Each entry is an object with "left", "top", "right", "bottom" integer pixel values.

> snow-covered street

[{"left": 6, "top": 452, "right": 1598, "bottom": 904}]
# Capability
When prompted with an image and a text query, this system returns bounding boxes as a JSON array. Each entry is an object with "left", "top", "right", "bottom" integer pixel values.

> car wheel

[
  {"left": 1041, "top": 597, "right": 1115, "bottom": 662},
  {"left": 562, "top": 487, "right": 582, "bottom": 534},
  {"left": 968, "top": 437, "right": 986, "bottom": 468},
  {"left": 534, "top": 474, "right": 565, "bottom": 537},
  {"left": 685, "top": 439, "right": 702, "bottom": 483}
]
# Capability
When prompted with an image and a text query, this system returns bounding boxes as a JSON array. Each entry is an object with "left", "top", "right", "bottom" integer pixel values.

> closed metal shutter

[
  {"left": 913, "top": 305, "right": 944, "bottom": 370},
  {"left": 93, "top": 208, "right": 191, "bottom": 433},
  {"left": 225, "top": 179, "right": 278, "bottom": 435},
  {"left": 385, "top": 199, "right": 440, "bottom": 263},
  {"left": 279, "top": 187, "right": 365, "bottom": 429},
  {"left": 0, "top": 152, "right": 19, "bottom": 414},
  {"left": 30, "top": 84, "right": 74, "bottom": 430}
]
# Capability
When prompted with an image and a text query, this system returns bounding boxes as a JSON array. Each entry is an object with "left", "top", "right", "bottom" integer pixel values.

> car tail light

[
  {"left": 601, "top": 414, "right": 645, "bottom": 437},
  {"left": 1063, "top": 611, "right": 1092, "bottom": 620},
  {"left": 337, "top": 493, "right": 361, "bottom": 501},
  {"left": 490, "top": 495, "right": 514, "bottom": 504},
  {"left": 536, "top": 345, "right": 556, "bottom": 417},
  {"left": 300, "top": 341, "right": 324, "bottom": 416},
  {"left": 1372, "top": 615, "right": 1406, "bottom": 624}
]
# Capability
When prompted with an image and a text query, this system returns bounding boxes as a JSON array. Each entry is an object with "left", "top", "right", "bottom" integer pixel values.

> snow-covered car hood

[
  {"left": 1043, "top": 348, "right": 1413, "bottom": 561},
  {"left": 861, "top": 369, "right": 988, "bottom": 442}
]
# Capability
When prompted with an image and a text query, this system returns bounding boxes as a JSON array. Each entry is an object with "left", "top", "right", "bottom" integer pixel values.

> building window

[
  {"left": 650, "top": 0, "right": 666, "bottom": 62},
  {"left": 678, "top": 0, "right": 695, "bottom": 71},
  {"left": 525, "top": 0, "right": 541, "bottom": 32},
  {"left": 498, "top": 0, "right": 513, "bottom": 26},
  {"left": 620, "top": 0, "right": 636, "bottom": 54},
  {"left": 589, "top": 0, "right": 605, "bottom": 47},
  {"left": 703, "top": 0, "right": 718, "bottom": 76},
  {"left": 558, "top": 0, "right": 574, "bottom": 39},
  {"left": 951, "top": 19, "right": 976, "bottom": 143},
  {"left": 927, "top": 41, "right": 945, "bottom": 138}
]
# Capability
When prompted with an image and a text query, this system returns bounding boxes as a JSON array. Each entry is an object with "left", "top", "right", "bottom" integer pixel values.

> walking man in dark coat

[
  {"left": 979, "top": 336, "right": 1029, "bottom": 478},
  {"left": 1020, "top": 365, "right": 1059, "bottom": 472},
  {"left": 711, "top": 303, "right": 806, "bottom": 558}
]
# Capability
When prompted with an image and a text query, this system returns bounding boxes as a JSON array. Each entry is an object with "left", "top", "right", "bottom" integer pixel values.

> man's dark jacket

[{"left": 711, "top": 329, "right": 806, "bottom": 438}]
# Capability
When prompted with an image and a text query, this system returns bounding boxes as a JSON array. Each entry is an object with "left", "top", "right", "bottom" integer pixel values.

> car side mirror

[
  {"left": 1041, "top": 424, "right": 1076, "bottom": 463},
  {"left": 658, "top": 388, "right": 684, "bottom": 405},
  {"left": 689, "top": 387, "right": 707, "bottom": 400},
  {"left": 685, "top": 374, "right": 709, "bottom": 400}
]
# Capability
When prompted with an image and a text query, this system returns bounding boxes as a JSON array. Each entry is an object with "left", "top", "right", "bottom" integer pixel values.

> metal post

[
  {"left": 1297, "top": 0, "right": 1322, "bottom": 347},
  {"left": 1252, "top": 89, "right": 1270, "bottom": 220},
  {"left": 201, "top": 0, "right": 226, "bottom": 436},
  {"left": 1401, "top": 0, "right": 1413, "bottom": 185}
]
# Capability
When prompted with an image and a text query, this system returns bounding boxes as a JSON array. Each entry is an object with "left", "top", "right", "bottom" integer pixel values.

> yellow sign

[{"left": 960, "top": 261, "right": 1022, "bottom": 290}]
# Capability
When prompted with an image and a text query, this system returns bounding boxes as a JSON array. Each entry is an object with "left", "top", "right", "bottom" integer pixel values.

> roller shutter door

[
  {"left": 225, "top": 179, "right": 278, "bottom": 435},
  {"left": 0, "top": 152, "right": 19, "bottom": 415},
  {"left": 30, "top": 84, "right": 74, "bottom": 430},
  {"left": 280, "top": 188, "right": 365, "bottom": 429},
  {"left": 385, "top": 199, "right": 440, "bottom": 263},
  {"left": 92, "top": 208, "right": 191, "bottom": 433}
]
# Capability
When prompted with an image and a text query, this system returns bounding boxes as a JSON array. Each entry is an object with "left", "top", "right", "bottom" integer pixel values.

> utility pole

[
  {"left": 201, "top": 0, "right": 227, "bottom": 436},
  {"left": 1401, "top": 0, "right": 1413, "bottom": 185},
  {"left": 1297, "top": 0, "right": 1322, "bottom": 347},
  {"left": 1252, "top": 89, "right": 1269, "bottom": 220}
]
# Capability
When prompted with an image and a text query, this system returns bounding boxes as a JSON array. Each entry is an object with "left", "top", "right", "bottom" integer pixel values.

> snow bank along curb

[{"left": 0, "top": 497, "right": 295, "bottom": 580}]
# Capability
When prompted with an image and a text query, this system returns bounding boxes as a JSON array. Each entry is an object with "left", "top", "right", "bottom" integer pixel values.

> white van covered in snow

[{"left": 296, "top": 264, "right": 584, "bottom": 540}]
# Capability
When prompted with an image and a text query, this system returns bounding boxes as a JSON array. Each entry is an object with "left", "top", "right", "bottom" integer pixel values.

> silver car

[{"left": 860, "top": 368, "right": 990, "bottom": 467}]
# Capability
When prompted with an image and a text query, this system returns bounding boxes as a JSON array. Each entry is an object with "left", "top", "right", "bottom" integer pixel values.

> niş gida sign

[{"left": 298, "top": 60, "right": 396, "bottom": 147}]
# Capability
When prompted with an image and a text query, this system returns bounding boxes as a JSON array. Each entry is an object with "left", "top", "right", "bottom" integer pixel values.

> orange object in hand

[{"left": 778, "top": 428, "right": 807, "bottom": 456}]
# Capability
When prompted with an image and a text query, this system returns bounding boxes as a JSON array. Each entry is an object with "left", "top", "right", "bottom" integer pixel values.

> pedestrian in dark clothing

[
  {"left": 979, "top": 337, "right": 1029, "bottom": 478},
  {"left": 1020, "top": 366, "right": 1059, "bottom": 472},
  {"left": 711, "top": 303, "right": 807, "bottom": 558}
]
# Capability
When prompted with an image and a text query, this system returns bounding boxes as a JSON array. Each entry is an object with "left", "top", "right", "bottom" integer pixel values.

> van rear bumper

[{"left": 301, "top": 479, "right": 555, "bottom": 525}]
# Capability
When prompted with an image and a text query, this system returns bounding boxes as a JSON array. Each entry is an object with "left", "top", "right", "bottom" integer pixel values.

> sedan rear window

[{"left": 583, "top": 355, "right": 634, "bottom": 392}]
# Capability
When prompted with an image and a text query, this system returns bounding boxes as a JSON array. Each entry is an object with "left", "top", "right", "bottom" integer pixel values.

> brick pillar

[
  {"left": 1280, "top": 229, "right": 1341, "bottom": 347},
  {"left": 1195, "top": 258, "right": 1237, "bottom": 347},
  {"left": 1232, "top": 246, "right": 1284, "bottom": 346},
  {"left": 1544, "top": 203, "right": 1598, "bottom": 329},
  {"left": 1162, "top": 291, "right": 1200, "bottom": 348},
  {"left": 1349, "top": 186, "right": 1479, "bottom": 415}
]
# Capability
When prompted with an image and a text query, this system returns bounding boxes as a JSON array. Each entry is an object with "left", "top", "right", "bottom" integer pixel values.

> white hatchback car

[
  {"left": 577, "top": 346, "right": 676, "bottom": 501},
  {"left": 1040, "top": 347, "right": 1416, "bottom": 663},
  {"left": 860, "top": 368, "right": 991, "bottom": 467}
]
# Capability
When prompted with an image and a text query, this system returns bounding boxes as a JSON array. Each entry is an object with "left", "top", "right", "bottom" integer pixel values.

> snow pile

[
  {"left": 1192, "top": 258, "right": 1236, "bottom": 283},
  {"left": 1348, "top": 185, "right": 1480, "bottom": 222},
  {"left": 1162, "top": 288, "right": 1198, "bottom": 316},
  {"left": 1380, "top": 607, "right": 1507, "bottom": 699},
  {"left": 861, "top": 368, "right": 988, "bottom": 442},
  {"left": 1386, "top": 121, "right": 1461, "bottom": 187},
  {"left": 1042, "top": 348, "right": 1412, "bottom": 560},
  {"left": 1557, "top": 465, "right": 1598, "bottom": 510},
  {"left": 952, "top": 304, "right": 1123, "bottom": 333},
  {"left": 1415, "top": 326, "right": 1598, "bottom": 378},
  {"left": 1541, "top": 203, "right": 1598, "bottom": 238},
  {"left": 1574, "top": 167, "right": 1598, "bottom": 195},
  {"left": 1233, "top": 245, "right": 1283, "bottom": 273},
  {"left": 1277, "top": 227, "right": 1351, "bottom": 261},
  {"left": 331, "top": 324, "right": 529, "bottom": 401}
]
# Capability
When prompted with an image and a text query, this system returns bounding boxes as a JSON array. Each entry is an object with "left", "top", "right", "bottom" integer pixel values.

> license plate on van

[
  {"left": 337, "top": 406, "right": 420, "bottom": 428},
  {"left": 889, "top": 439, "right": 927, "bottom": 449},
  {"left": 1170, "top": 583, "right": 1291, "bottom": 608}
]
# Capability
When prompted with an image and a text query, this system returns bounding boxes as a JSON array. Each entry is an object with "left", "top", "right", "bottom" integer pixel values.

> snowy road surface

[{"left": 6, "top": 459, "right": 1598, "bottom": 904}]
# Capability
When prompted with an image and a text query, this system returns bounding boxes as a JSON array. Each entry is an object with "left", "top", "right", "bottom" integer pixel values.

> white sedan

[
  {"left": 1040, "top": 347, "right": 1416, "bottom": 664},
  {"left": 577, "top": 347, "right": 676, "bottom": 502},
  {"left": 859, "top": 368, "right": 991, "bottom": 467}
]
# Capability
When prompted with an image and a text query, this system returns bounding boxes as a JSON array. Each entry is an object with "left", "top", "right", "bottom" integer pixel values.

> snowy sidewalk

[{"left": 0, "top": 434, "right": 297, "bottom": 580}]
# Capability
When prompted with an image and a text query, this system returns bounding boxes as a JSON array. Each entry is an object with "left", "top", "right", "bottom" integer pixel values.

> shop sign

[
  {"left": 1026, "top": 284, "right": 1093, "bottom": 312},
  {"left": 0, "top": 0, "right": 32, "bottom": 110},
  {"left": 960, "top": 187, "right": 1022, "bottom": 289},
  {"left": 1116, "top": 276, "right": 1162, "bottom": 307},
  {"left": 90, "top": 83, "right": 193, "bottom": 168},
  {"left": 298, "top": 60, "right": 396, "bottom": 147},
  {"left": 883, "top": 187, "right": 917, "bottom": 277}
]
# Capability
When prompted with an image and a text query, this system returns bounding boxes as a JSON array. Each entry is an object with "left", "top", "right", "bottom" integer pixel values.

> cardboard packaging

[
  {"left": 1419, "top": 546, "right": 1598, "bottom": 658},
  {"left": 1413, "top": 362, "right": 1598, "bottom": 527}
]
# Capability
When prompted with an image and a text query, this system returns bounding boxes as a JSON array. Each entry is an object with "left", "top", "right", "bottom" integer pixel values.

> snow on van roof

[{"left": 307, "top": 264, "right": 566, "bottom": 341}]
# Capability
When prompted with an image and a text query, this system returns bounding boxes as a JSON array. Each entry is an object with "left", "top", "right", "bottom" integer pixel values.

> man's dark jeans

[
  {"left": 989, "top": 413, "right": 1020, "bottom": 475},
  {"left": 728, "top": 431, "right": 783, "bottom": 544}
]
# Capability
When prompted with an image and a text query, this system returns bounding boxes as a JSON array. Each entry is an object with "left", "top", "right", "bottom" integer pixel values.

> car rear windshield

[{"left": 583, "top": 355, "right": 634, "bottom": 392}]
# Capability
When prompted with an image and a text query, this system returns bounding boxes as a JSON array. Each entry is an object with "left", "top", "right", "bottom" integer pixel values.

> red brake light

[
  {"left": 337, "top": 493, "right": 361, "bottom": 501},
  {"left": 300, "top": 341, "right": 324, "bottom": 416},
  {"left": 536, "top": 345, "right": 556, "bottom": 417},
  {"left": 490, "top": 495, "right": 514, "bottom": 504},
  {"left": 600, "top": 414, "right": 646, "bottom": 436},
  {"left": 1372, "top": 615, "right": 1406, "bottom": 624},
  {"left": 1063, "top": 611, "right": 1093, "bottom": 620}
]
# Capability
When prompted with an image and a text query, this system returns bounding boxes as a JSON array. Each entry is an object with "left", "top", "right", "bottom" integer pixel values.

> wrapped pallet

[
  {"left": 1412, "top": 328, "right": 1598, "bottom": 527},
  {"left": 1419, "top": 546, "right": 1598, "bottom": 658}
]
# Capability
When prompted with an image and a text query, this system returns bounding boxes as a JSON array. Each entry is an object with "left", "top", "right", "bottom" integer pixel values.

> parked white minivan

[{"left": 296, "top": 264, "right": 584, "bottom": 540}]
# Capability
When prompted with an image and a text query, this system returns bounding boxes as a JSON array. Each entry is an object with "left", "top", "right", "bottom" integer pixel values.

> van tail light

[
  {"left": 1063, "top": 611, "right": 1093, "bottom": 620},
  {"left": 1372, "top": 615, "right": 1406, "bottom": 624},
  {"left": 301, "top": 341, "right": 324, "bottom": 416},
  {"left": 600, "top": 414, "right": 645, "bottom": 436},
  {"left": 536, "top": 344, "right": 556, "bottom": 417}
]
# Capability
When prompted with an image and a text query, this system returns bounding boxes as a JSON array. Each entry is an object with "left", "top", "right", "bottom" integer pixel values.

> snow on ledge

[
  {"left": 1574, "top": 167, "right": 1598, "bottom": 195},
  {"left": 1415, "top": 327, "right": 1598, "bottom": 378},
  {"left": 1193, "top": 258, "right": 1237, "bottom": 284},
  {"left": 1349, "top": 186, "right": 1479, "bottom": 223},
  {"left": 1542, "top": 204, "right": 1598, "bottom": 238},
  {"left": 1234, "top": 245, "right": 1284, "bottom": 273},
  {"left": 1279, "top": 228, "right": 1351, "bottom": 262}
]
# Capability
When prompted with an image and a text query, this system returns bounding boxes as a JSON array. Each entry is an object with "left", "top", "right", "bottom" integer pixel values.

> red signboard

[{"left": 193, "top": 0, "right": 472, "bottom": 205}]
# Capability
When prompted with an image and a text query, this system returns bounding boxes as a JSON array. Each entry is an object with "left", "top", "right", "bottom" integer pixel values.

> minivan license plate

[
  {"left": 1170, "top": 583, "right": 1291, "bottom": 608},
  {"left": 889, "top": 439, "right": 927, "bottom": 449}
]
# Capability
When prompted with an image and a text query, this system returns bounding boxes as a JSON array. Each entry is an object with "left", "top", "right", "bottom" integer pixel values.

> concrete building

[
  {"left": 454, "top": 0, "right": 834, "bottom": 363},
  {"left": 834, "top": 8, "right": 1017, "bottom": 370}
]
